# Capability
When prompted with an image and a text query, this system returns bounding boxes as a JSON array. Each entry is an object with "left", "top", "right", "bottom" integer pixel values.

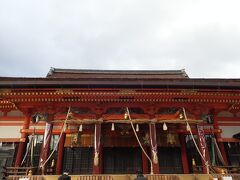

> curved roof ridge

[{"left": 47, "top": 67, "right": 189, "bottom": 78}]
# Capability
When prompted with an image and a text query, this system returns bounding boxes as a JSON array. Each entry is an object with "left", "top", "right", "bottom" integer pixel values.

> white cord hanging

[
  {"left": 182, "top": 107, "right": 216, "bottom": 175},
  {"left": 39, "top": 107, "right": 71, "bottom": 170},
  {"left": 126, "top": 107, "right": 154, "bottom": 174},
  {"left": 21, "top": 135, "right": 34, "bottom": 166}
]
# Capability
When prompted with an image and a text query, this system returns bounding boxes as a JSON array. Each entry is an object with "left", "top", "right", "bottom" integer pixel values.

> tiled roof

[{"left": 46, "top": 68, "right": 189, "bottom": 79}]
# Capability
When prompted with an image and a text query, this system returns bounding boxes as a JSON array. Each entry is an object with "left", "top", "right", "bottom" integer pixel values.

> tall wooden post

[
  {"left": 213, "top": 121, "right": 228, "bottom": 165},
  {"left": 196, "top": 125, "right": 211, "bottom": 174},
  {"left": 15, "top": 112, "right": 31, "bottom": 167},
  {"left": 93, "top": 123, "right": 102, "bottom": 174},
  {"left": 179, "top": 134, "right": 190, "bottom": 174},
  {"left": 56, "top": 133, "right": 66, "bottom": 175},
  {"left": 149, "top": 123, "right": 160, "bottom": 174},
  {"left": 39, "top": 114, "right": 53, "bottom": 174}
]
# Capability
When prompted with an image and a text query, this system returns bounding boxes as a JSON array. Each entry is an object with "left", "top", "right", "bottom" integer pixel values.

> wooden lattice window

[
  {"left": 63, "top": 147, "right": 93, "bottom": 174},
  {"left": 103, "top": 147, "right": 142, "bottom": 174}
]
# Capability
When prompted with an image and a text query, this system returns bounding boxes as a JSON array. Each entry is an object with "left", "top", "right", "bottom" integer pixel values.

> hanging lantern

[
  {"left": 124, "top": 111, "right": 129, "bottom": 120},
  {"left": 179, "top": 113, "right": 184, "bottom": 120},
  {"left": 79, "top": 124, "right": 83, "bottom": 132},
  {"left": 163, "top": 122, "right": 168, "bottom": 131},
  {"left": 136, "top": 124, "right": 139, "bottom": 132},
  {"left": 111, "top": 123, "right": 115, "bottom": 131}
]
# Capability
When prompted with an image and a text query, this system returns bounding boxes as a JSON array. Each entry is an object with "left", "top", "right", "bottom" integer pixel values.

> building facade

[{"left": 0, "top": 68, "right": 240, "bottom": 176}]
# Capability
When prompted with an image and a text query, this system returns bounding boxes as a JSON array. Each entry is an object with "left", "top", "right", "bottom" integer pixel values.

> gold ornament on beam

[
  {"left": 143, "top": 133, "right": 150, "bottom": 145},
  {"left": 167, "top": 133, "right": 176, "bottom": 145},
  {"left": 124, "top": 111, "right": 129, "bottom": 120},
  {"left": 179, "top": 113, "right": 184, "bottom": 120}
]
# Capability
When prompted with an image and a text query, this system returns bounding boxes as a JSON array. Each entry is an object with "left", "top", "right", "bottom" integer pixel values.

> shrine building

[{"left": 0, "top": 68, "right": 240, "bottom": 178}]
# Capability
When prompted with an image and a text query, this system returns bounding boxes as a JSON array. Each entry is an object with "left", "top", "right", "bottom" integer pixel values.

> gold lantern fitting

[
  {"left": 179, "top": 113, "right": 184, "bottom": 120},
  {"left": 124, "top": 111, "right": 129, "bottom": 120},
  {"left": 28, "top": 170, "right": 33, "bottom": 176}
]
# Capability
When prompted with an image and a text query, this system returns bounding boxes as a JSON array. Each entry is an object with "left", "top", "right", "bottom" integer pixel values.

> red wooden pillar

[
  {"left": 179, "top": 134, "right": 190, "bottom": 174},
  {"left": 142, "top": 146, "right": 149, "bottom": 174},
  {"left": 213, "top": 123, "right": 228, "bottom": 165},
  {"left": 196, "top": 125, "right": 211, "bottom": 174},
  {"left": 149, "top": 123, "right": 160, "bottom": 174},
  {"left": 15, "top": 112, "right": 31, "bottom": 167},
  {"left": 39, "top": 114, "right": 53, "bottom": 174},
  {"left": 93, "top": 123, "right": 102, "bottom": 174},
  {"left": 56, "top": 133, "right": 66, "bottom": 175}
]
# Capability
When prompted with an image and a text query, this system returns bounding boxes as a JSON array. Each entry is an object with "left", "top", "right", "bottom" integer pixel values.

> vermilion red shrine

[{"left": 0, "top": 68, "right": 240, "bottom": 177}]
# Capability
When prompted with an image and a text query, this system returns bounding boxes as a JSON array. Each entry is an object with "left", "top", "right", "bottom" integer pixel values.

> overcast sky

[{"left": 0, "top": 1, "right": 240, "bottom": 78}]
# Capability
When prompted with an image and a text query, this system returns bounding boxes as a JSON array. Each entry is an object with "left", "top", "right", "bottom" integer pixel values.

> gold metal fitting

[
  {"left": 124, "top": 112, "right": 129, "bottom": 120},
  {"left": 28, "top": 170, "right": 33, "bottom": 176},
  {"left": 179, "top": 113, "right": 184, "bottom": 120}
]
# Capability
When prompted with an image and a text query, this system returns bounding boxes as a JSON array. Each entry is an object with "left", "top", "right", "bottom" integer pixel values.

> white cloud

[{"left": 0, "top": 0, "right": 240, "bottom": 78}]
